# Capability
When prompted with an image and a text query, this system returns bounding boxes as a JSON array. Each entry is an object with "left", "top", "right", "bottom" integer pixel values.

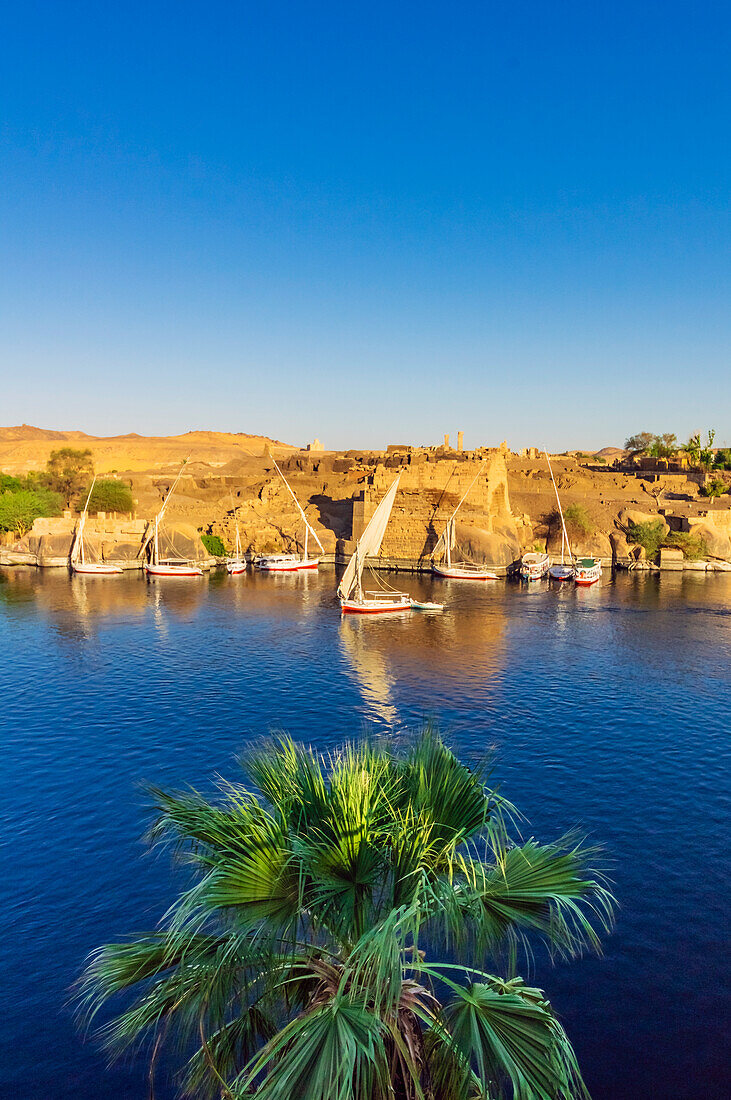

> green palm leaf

[
  {"left": 239, "top": 997, "right": 391, "bottom": 1100},
  {"left": 439, "top": 978, "right": 588, "bottom": 1100}
]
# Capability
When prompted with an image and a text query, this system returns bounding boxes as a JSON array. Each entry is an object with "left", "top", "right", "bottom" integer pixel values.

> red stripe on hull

[
  {"left": 341, "top": 606, "right": 409, "bottom": 615},
  {"left": 262, "top": 565, "right": 319, "bottom": 573},
  {"left": 432, "top": 568, "right": 497, "bottom": 580},
  {"left": 145, "top": 567, "right": 203, "bottom": 577}
]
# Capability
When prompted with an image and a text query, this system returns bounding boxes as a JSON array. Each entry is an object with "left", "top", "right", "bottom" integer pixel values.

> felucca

[
  {"left": 226, "top": 504, "right": 246, "bottom": 575},
  {"left": 545, "top": 452, "right": 575, "bottom": 581},
  {"left": 338, "top": 476, "right": 412, "bottom": 614},
  {"left": 70, "top": 476, "right": 123, "bottom": 574},
  {"left": 255, "top": 458, "right": 324, "bottom": 572},
  {"left": 144, "top": 460, "right": 203, "bottom": 577},
  {"left": 431, "top": 460, "right": 498, "bottom": 580}
]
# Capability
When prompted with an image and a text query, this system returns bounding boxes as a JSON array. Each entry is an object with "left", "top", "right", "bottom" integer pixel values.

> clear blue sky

[{"left": 1, "top": 1, "right": 729, "bottom": 450}]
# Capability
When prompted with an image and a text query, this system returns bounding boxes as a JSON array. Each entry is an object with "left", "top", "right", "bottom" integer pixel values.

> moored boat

[
  {"left": 146, "top": 556, "right": 203, "bottom": 578},
  {"left": 256, "top": 553, "right": 319, "bottom": 572},
  {"left": 256, "top": 459, "right": 323, "bottom": 572},
  {"left": 70, "top": 476, "right": 123, "bottom": 575},
  {"left": 521, "top": 551, "right": 550, "bottom": 581},
  {"left": 143, "top": 460, "right": 204, "bottom": 578},
  {"left": 548, "top": 564, "right": 574, "bottom": 581},
  {"left": 432, "top": 561, "right": 499, "bottom": 580},
  {"left": 340, "top": 591, "right": 412, "bottom": 614},
  {"left": 545, "top": 451, "right": 575, "bottom": 582},
  {"left": 338, "top": 476, "right": 411, "bottom": 615},
  {"left": 574, "top": 557, "right": 602, "bottom": 586},
  {"left": 226, "top": 505, "right": 247, "bottom": 574},
  {"left": 431, "top": 460, "right": 499, "bottom": 581}
]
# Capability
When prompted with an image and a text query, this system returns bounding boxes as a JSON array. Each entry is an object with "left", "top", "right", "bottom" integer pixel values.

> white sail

[
  {"left": 271, "top": 458, "right": 325, "bottom": 554},
  {"left": 338, "top": 476, "right": 401, "bottom": 600}
]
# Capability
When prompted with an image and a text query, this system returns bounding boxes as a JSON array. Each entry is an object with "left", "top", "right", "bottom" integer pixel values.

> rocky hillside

[{"left": 2, "top": 428, "right": 730, "bottom": 567}]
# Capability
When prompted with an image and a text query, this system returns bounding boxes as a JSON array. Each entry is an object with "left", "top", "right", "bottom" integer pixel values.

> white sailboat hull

[
  {"left": 72, "top": 562, "right": 123, "bottom": 575},
  {"left": 549, "top": 564, "right": 574, "bottom": 581},
  {"left": 256, "top": 555, "right": 319, "bottom": 572},
  {"left": 432, "top": 562, "right": 499, "bottom": 580},
  {"left": 226, "top": 559, "right": 247, "bottom": 575},
  {"left": 145, "top": 561, "right": 203, "bottom": 577},
  {"left": 340, "top": 593, "right": 412, "bottom": 615}
]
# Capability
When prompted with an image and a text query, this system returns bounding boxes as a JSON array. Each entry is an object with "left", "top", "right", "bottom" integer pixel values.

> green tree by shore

[
  {"left": 79, "top": 478, "right": 134, "bottom": 514},
  {"left": 0, "top": 486, "right": 63, "bottom": 536},
  {"left": 78, "top": 728, "right": 614, "bottom": 1100}
]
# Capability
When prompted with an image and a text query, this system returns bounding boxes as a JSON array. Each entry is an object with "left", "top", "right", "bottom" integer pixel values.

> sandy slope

[{"left": 0, "top": 425, "right": 298, "bottom": 474}]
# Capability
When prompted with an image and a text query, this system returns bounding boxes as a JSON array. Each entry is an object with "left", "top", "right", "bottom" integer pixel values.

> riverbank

[{"left": 2, "top": 425, "right": 730, "bottom": 574}]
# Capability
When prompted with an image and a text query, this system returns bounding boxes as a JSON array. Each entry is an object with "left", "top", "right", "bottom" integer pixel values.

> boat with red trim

[{"left": 574, "top": 557, "right": 602, "bottom": 586}]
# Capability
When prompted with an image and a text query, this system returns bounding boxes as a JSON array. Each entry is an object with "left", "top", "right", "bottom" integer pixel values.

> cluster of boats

[{"left": 69, "top": 452, "right": 603, "bottom": 612}]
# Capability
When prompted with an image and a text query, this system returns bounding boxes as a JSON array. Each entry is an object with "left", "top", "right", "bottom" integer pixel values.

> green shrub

[
  {"left": 0, "top": 489, "right": 63, "bottom": 537},
  {"left": 78, "top": 479, "right": 134, "bottom": 513},
  {"left": 201, "top": 533, "right": 226, "bottom": 556},
  {"left": 626, "top": 519, "right": 665, "bottom": 560},
  {"left": 626, "top": 520, "right": 711, "bottom": 561},
  {"left": 666, "top": 532, "right": 710, "bottom": 560},
  {"left": 564, "top": 503, "right": 594, "bottom": 538},
  {"left": 0, "top": 472, "right": 23, "bottom": 493}
]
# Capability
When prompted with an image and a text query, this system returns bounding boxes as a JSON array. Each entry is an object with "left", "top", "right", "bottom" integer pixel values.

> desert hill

[{"left": 0, "top": 425, "right": 298, "bottom": 475}]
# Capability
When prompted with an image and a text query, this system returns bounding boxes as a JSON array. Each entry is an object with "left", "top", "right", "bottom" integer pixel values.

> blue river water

[{"left": 1, "top": 566, "right": 729, "bottom": 1099}]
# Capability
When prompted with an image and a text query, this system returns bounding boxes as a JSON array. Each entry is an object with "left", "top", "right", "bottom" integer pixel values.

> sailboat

[
  {"left": 144, "top": 460, "right": 203, "bottom": 577},
  {"left": 338, "top": 476, "right": 412, "bottom": 614},
  {"left": 255, "top": 458, "right": 324, "bottom": 572},
  {"left": 431, "top": 461, "right": 498, "bottom": 580},
  {"left": 226, "top": 504, "right": 247, "bottom": 575},
  {"left": 545, "top": 452, "right": 575, "bottom": 581},
  {"left": 70, "top": 476, "right": 123, "bottom": 574}
]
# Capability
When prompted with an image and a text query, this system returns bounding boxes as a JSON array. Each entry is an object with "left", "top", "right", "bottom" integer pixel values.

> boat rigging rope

[{"left": 366, "top": 560, "right": 401, "bottom": 592}]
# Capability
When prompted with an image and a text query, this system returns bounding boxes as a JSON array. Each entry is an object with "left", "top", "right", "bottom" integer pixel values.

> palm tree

[{"left": 78, "top": 729, "right": 615, "bottom": 1099}]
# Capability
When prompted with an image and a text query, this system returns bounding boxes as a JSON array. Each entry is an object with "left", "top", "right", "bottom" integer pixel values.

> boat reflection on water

[{"left": 338, "top": 576, "right": 508, "bottom": 727}]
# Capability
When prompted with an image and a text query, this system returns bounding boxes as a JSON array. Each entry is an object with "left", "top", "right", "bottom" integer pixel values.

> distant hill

[{"left": 0, "top": 424, "right": 298, "bottom": 475}]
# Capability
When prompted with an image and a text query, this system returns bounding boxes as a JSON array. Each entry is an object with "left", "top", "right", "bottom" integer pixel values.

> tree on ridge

[{"left": 44, "top": 447, "right": 94, "bottom": 507}]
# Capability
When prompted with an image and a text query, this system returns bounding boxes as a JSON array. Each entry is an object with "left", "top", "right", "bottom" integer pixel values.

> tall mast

[
  {"left": 157, "top": 457, "right": 190, "bottom": 528},
  {"left": 431, "top": 458, "right": 487, "bottom": 562},
  {"left": 271, "top": 458, "right": 324, "bottom": 553},
  {"left": 545, "top": 452, "right": 573, "bottom": 563},
  {"left": 73, "top": 475, "right": 97, "bottom": 565},
  {"left": 231, "top": 498, "right": 241, "bottom": 559}
]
